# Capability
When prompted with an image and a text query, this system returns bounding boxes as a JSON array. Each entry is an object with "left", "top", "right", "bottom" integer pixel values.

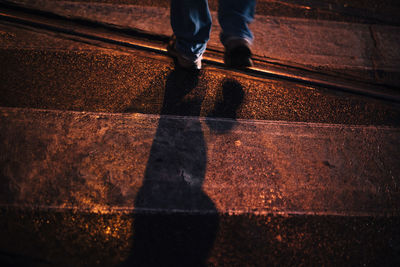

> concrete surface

[
  {"left": 5, "top": 0, "right": 400, "bottom": 24},
  {"left": 0, "top": 107, "right": 399, "bottom": 266},
  {"left": 0, "top": 208, "right": 399, "bottom": 266},
  {"left": 4, "top": 0, "right": 400, "bottom": 86},
  {"left": 1, "top": 1, "right": 400, "bottom": 266},
  {"left": 1, "top": 107, "right": 399, "bottom": 215},
  {"left": 0, "top": 209, "right": 399, "bottom": 266},
  {"left": 1, "top": 22, "right": 400, "bottom": 126}
]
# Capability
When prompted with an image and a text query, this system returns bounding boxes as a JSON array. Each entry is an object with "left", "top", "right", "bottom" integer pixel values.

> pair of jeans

[{"left": 170, "top": 0, "right": 256, "bottom": 61}]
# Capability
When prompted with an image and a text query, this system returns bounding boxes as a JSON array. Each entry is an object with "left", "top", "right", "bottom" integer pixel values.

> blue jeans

[{"left": 170, "top": 0, "right": 256, "bottom": 61}]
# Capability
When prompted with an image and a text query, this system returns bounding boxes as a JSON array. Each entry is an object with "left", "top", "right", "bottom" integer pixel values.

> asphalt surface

[
  {"left": 1, "top": 1, "right": 400, "bottom": 266},
  {"left": 1, "top": 209, "right": 399, "bottom": 266},
  {"left": 11, "top": 0, "right": 399, "bottom": 24},
  {"left": 1, "top": 23, "right": 399, "bottom": 125},
  {"left": 4, "top": 0, "right": 400, "bottom": 89}
]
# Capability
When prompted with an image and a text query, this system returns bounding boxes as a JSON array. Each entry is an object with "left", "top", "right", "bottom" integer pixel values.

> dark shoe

[
  {"left": 167, "top": 35, "right": 202, "bottom": 70},
  {"left": 224, "top": 38, "right": 253, "bottom": 68}
]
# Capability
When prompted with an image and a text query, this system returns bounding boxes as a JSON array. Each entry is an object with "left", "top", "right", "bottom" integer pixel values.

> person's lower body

[{"left": 169, "top": 0, "right": 256, "bottom": 69}]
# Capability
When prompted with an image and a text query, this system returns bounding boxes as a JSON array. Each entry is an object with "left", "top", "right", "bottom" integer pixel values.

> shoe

[
  {"left": 224, "top": 38, "right": 253, "bottom": 68},
  {"left": 167, "top": 35, "right": 202, "bottom": 70}
]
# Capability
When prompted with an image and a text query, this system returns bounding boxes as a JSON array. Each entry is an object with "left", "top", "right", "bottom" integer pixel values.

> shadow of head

[{"left": 206, "top": 78, "right": 244, "bottom": 134}]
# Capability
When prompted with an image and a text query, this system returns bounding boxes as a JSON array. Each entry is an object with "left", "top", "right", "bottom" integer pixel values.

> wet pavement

[{"left": 1, "top": 0, "right": 400, "bottom": 266}]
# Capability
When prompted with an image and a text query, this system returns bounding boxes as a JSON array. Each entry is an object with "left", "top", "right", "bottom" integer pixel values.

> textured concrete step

[
  {"left": 0, "top": 208, "right": 399, "bottom": 266},
  {"left": 4, "top": 0, "right": 400, "bottom": 86},
  {"left": 0, "top": 107, "right": 400, "bottom": 266},
  {"left": 1, "top": 21, "right": 400, "bottom": 125},
  {"left": 1, "top": 107, "right": 399, "bottom": 216},
  {"left": 1, "top": 3, "right": 400, "bottom": 263}
]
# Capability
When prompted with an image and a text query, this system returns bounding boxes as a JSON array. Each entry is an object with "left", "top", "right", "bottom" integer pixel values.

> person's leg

[
  {"left": 170, "top": 0, "right": 212, "bottom": 66},
  {"left": 218, "top": 0, "right": 256, "bottom": 67},
  {"left": 218, "top": 0, "right": 256, "bottom": 46}
]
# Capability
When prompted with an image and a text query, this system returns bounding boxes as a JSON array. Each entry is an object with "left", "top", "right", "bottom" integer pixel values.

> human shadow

[
  {"left": 123, "top": 69, "right": 244, "bottom": 266},
  {"left": 206, "top": 78, "right": 245, "bottom": 134}
]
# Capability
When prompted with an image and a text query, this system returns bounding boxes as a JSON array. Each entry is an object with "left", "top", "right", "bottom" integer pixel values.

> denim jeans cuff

[{"left": 175, "top": 39, "right": 207, "bottom": 62}]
